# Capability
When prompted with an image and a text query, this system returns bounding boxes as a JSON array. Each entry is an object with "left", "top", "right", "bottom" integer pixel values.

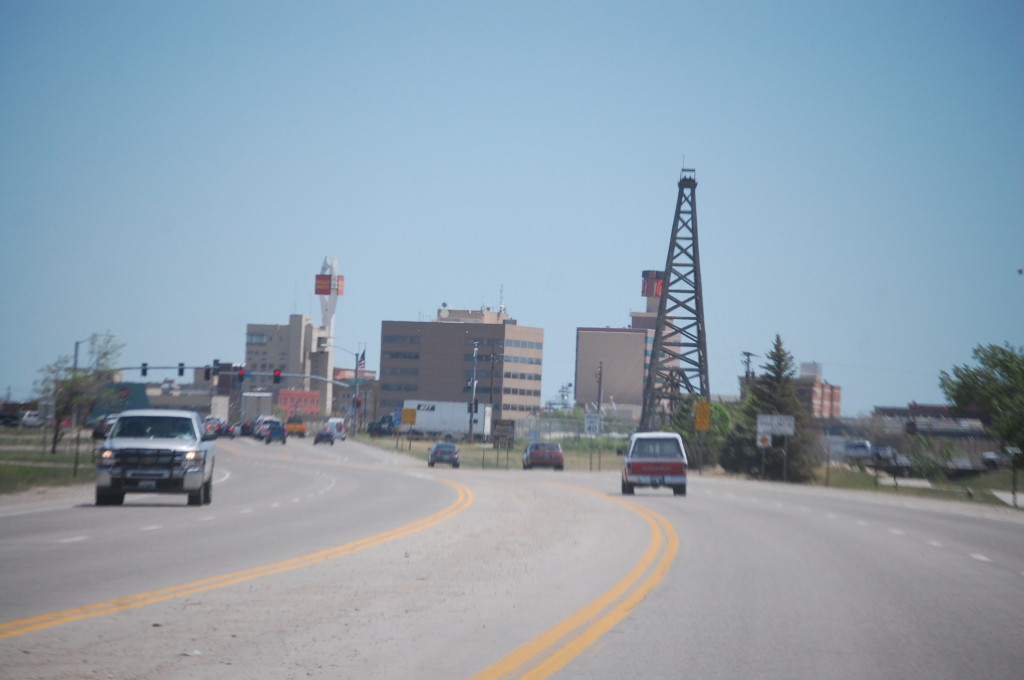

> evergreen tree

[{"left": 720, "top": 335, "right": 817, "bottom": 482}]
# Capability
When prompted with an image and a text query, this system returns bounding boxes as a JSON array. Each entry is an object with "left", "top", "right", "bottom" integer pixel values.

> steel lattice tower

[{"left": 639, "top": 168, "right": 709, "bottom": 431}]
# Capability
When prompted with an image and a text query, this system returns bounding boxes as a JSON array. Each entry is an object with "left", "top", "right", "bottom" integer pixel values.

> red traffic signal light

[
  {"left": 273, "top": 369, "right": 282, "bottom": 384},
  {"left": 237, "top": 368, "right": 245, "bottom": 383}
]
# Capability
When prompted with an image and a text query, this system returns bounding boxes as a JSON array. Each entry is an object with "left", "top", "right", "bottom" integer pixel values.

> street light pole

[
  {"left": 71, "top": 337, "right": 90, "bottom": 428},
  {"left": 468, "top": 342, "right": 478, "bottom": 445}
]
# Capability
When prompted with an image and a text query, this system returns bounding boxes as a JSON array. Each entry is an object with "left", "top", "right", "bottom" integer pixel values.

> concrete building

[
  {"left": 573, "top": 270, "right": 665, "bottom": 422},
  {"left": 244, "top": 314, "right": 334, "bottom": 415},
  {"left": 379, "top": 307, "right": 543, "bottom": 422},
  {"left": 574, "top": 328, "right": 652, "bottom": 421}
]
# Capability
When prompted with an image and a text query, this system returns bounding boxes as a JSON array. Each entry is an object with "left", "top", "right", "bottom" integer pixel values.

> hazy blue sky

[{"left": 2, "top": 0, "right": 1021, "bottom": 417}]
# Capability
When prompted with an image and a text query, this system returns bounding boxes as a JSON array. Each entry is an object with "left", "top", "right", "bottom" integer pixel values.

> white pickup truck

[
  {"left": 95, "top": 409, "right": 216, "bottom": 506},
  {"left": 618, "top": 431, "right": 689, "bottom": 496}
]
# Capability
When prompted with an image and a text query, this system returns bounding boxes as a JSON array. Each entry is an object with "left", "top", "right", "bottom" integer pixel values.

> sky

[{"left": 1, "top": 0, "right": 1021, "bottom": 418}]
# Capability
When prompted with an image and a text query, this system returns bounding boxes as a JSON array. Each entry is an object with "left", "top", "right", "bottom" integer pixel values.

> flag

[{"left": 357, "top": 350, "right": 366, "bottom": 371}]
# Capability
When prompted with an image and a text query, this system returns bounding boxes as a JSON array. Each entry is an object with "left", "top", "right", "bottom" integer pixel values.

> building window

[
  {"left": 382, "top": 351, "right": 420, "bottom": 360},
  {"left": 247, "top": 333, "right": 269, "bottom": 344},
  {"left": 382, "top": 335, "right": 421, "bottom": 344},
  {"left": 383, "top": 367, "right": 420, "bottom": 376}
]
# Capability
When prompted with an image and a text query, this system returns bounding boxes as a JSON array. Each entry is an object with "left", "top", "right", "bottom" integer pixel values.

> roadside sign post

[{"left": 756, "top": 415, "right": 794, "bottom": 481}]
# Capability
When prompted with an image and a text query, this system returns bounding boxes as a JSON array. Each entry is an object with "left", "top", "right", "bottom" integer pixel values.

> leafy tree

[
  {"left": 939, "top": 343, "right": 1024, "bottom": 454},
  {"left": 35, "top": 333, "right": 124, "bottom": 454},
  {"left": 669, "top": 394, "right": 731, "bottom": 469},
  {"left": 720, "top": 335, "right": 817, "bottom": 482}
]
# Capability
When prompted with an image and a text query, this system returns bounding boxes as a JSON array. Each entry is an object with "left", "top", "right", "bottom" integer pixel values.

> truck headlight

[
  {"left": 98, "top": 449, "right": 115, "bottom": 461},
  {"left": 183, "top": 450, "right": 203, "bottom": 464}
]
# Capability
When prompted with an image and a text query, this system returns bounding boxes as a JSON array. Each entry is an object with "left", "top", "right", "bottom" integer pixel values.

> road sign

[
  {"left": 757, "top": 433, "right": 771, "bottom": 449},
  {"left": 695, "top": 402, "right": 711, "bottom": 432},
  {"left": 757, "top": 414, "right": 794, "bottom": 436},
  {"left": 401, "top": 408, "right": 417, "bottom": 426},
  {"left": 493, "top": 419, "right": 515, "bottom": 448},
  {"left": 584, "top": 413, "right": 601, "bottom": 436}
]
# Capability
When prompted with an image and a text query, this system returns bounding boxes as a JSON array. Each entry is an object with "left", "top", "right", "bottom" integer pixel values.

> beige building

[
  {"left": 574, "top": 328, "right": 652, "bottom": 421},
  {"left": 245, "top": 314, "right": 334, "bottom": 415},
  {"left": 379, "top": 308, "right": 543, "bottom": 422},
  {"left": 573, "top": 270, "right": 667, "bottom": 422}
]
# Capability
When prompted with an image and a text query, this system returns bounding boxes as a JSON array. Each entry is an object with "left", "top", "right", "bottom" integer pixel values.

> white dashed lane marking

[
  {"left": 706, "top": 490, "right": 1020, "bottom": 575},
  {"left": 58, "top": 536, "right": 88, "bottom": 544}
]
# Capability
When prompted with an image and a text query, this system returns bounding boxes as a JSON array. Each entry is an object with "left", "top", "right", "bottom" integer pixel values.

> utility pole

[
  {"left": 595, "top": 361, "right": 604, "bottom": 434},
  {"left": 468, "top": 342, "right": 479, "bottom": 444}
]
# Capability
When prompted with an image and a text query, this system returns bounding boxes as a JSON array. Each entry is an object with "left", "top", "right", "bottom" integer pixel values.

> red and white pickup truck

[{"left": 619, "top": 431, "right": 688, "bottom": 496}]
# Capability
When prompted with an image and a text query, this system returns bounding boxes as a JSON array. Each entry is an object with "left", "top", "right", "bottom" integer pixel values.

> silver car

[{"left": 95, "top": 409, "right": 216, "bottom": 506}]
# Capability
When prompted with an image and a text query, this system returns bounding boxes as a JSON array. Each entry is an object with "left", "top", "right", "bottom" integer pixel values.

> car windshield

[{"left": 113, "top": 416, "right": 196, "bottom": 440}]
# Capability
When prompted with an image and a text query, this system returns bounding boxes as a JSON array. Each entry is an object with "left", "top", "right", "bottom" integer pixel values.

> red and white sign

[{"left": 314, "top": 274, "right": 344, "bottom": 296}]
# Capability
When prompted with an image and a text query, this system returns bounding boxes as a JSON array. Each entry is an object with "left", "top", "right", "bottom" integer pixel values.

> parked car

[
  {"left": 19, "top": 411, "right": 44, "bottom": 428},
  {"left": 428, "top": 442, "right": 460, "bottom": 468},
  {"left": 313, "top": 428, "right": 335, "bottom": 445},
  {"left": 0, "top": 413, "right": 19, "bottom": 427},
  {"left": 222, "top": 422, "right": 239, "bottom": 438},
  {"left": 264, "top": 421, "right": 288, "bottom": 445},
  {"left": 522, "top": 441, "right": 564, "bottom": 470},
  {"left": 92, "top": 413, "right": 120, "bottom": 440}
]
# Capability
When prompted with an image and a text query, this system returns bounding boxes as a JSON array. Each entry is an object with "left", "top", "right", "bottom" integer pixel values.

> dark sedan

[
  {"left": 313, "top": 428, "right": 335, "bottom": 445},
  {"left": 428, "top": 442, "right": 460, "bottom": 468}
]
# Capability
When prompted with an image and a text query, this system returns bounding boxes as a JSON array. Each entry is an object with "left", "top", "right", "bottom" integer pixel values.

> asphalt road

[{"left": 1, "top": 436, "right": 1023, "bottom": 679}]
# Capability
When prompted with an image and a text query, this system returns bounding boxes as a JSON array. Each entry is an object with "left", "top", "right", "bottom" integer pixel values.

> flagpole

[{"left": 354, "top": 348, "right": 360, "bottom": 435}]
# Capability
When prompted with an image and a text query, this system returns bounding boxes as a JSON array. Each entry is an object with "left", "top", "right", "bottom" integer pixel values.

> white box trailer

[
  {"left": 403, "top": 399, "right": 492, "bottom": 440},
  {"left": 240, "top": 392, "right": 273, "bottom": 424}
]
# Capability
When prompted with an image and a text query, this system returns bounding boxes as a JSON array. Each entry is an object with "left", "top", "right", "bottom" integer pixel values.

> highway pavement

[{"left": 2, "top": 435, "right": 1022, "bottom": 679}]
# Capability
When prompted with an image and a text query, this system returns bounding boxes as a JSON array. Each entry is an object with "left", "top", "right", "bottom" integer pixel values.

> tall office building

[
  {"left": 379, "top": 307, "right": 543, "bottom": 422},
  {"left": 244, "top": 314, "right": 334, "bottom": 414}
]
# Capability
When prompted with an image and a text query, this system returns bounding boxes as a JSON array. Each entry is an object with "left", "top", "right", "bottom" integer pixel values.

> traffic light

[
  {"left": 356, "top": 396, "right": 363, "bottom": 408},
  {"left": 468, "top": 401, "right": 472, "bottom": 413},
  {"left": 141, "top": 363, "right": 148, "bottom": 376},
  {"left": 204, "top": 366, "right": 211, "bottom": 380},
  {"left": 237, "top": 368, "right": 245, "bottom": 384},
  {"left": 212, "top": 359, "right": 220, "bottom": 375},
  {"left": 273, "top": 369, "right": 281, "bottom": 384},
  {"left": 178, "top": 363, "right": 185, "bottom": 377},
  {"left": 474, "top": 399, "right": 479, "bottom": 414}
]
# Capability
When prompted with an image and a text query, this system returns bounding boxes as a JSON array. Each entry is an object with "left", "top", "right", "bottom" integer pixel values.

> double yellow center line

[
  {"left": 468, "top": 485, "right": 679, "bottom": 680},
  {"left": 1, "top": 479, "right": 680, "bottom": 680}
]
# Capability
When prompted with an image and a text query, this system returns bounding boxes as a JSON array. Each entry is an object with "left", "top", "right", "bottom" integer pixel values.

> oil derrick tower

[{"left": 639, "top": 168, "right": 709, "bottom": 431}]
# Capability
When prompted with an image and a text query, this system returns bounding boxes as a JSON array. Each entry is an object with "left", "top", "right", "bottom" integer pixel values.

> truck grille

[{"left": 116, "top": 449, "right": 182, "bottom": 468}]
